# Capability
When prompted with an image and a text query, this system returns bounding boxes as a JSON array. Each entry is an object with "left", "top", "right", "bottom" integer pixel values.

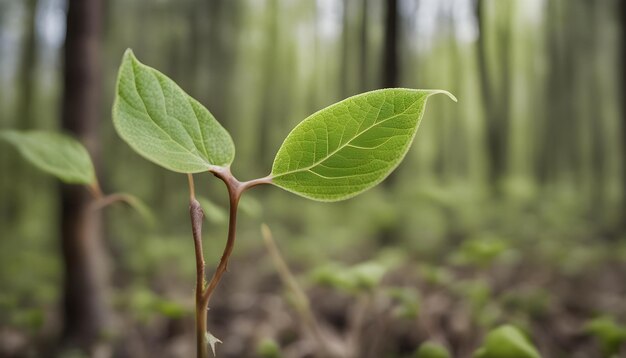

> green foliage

[
  {"left": 256, "top": 338, "right": 282, "bottom": 358},
  {"left": 449, "top": 234, "right": 509, "bottom": 267},
  {"left": 473, "top": 325, "right": 541, "bottom": 358},
  {"left": 584, "top": 316, "right": 626, "bottom": 357},
  {"left": 271, "top": 89, "right": 456, "bottom": 201},
  {"left": 386, "top": 287, "right": 420, "bottom": 319},
  {"left": 414, "top": 341, "right": 451, "bottom": 358},
  {"left": 0, "top": 130, "right": 95, "bottom": 184},
  {"left": 310, "top": 261, "right": 387, "bottom": 293},
  {"left": 120, "top": 286, "right": 189, "bottom": 324},
  {"left": 418, "top": 264, "right": 453, "bottom": 286},
  {"left": 113, "top": 49, "right": 235, "bottom": 173}
]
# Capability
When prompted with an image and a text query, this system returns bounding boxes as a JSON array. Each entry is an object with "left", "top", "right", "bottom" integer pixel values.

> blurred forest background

[{"left": 0, "top": 0, "right": 625, "bottom": 357}]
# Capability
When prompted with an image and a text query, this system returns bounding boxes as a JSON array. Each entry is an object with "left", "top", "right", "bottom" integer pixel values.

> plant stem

[
  {"left": 188, "top": 168, "right": 272, "bottom": 357},
  {"left": 188, "top": 174, "right": 209, "bottom": 358},
  {"left": 88, "top": 193, "right": 133, "bottom": 211},
  {"left": 203, "top": 167, "right": 271, "bottom": 304},
  {"left": 88, "top": 180, "right": 104, "bottom": 199}
]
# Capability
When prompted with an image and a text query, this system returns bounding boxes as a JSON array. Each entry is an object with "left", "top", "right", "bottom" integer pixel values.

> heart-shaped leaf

[
  {"left": 270, "top": 89, "right": 456, "bottom": 201},
  {"left": 0, "top": 130, "right": 95, "bottom": 184},
  {"left": 113, "top": 49, "right": 235, "bottom": 173}
]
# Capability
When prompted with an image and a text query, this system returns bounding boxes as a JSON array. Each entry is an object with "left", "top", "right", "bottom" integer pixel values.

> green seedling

[
  {"left": 473, "top": 325, "right": 541, "bottom": 358},
  {"left": 0, "top": 130, "right": 152, "bottom": 221},
  {"left": 449, "top": 234, "right": 509, "bottom": 268},
  {"left": 111, "top": 49, "right": 455, "bottom": 357},
  {"left": 386, "top": 286, "right": 421, "bottom": 319},
  {"left": 584, "top": 316, "right": 626, "bottom": 357},
  {"left": 414, "top": 341, "right": 451, "bottom": 358},
  {"left": 256, "top": 338, "right": 282, "bottom": 358}
]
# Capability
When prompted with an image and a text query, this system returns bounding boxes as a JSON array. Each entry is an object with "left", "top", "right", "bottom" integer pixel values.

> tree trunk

[
  {"left": 359, "top": 0, "right": 369, "bottom": 92},
  {"left": 16, "top": 0, "right": 38, "bottom": 130},
  {"left": 60, "top": 0, "right": 109, "bottom": 351},
  {"left": 622, "top": 0, "right": 626, "bottom": 221},
  {"left": 475, "top": 0, "right": 511, "bottom": 193},
  {"left": 382, "top": 0, "right": 399, "bottom": 89},
  {"left": 377, "top": 0, "right": 401, "bottom": 246}
]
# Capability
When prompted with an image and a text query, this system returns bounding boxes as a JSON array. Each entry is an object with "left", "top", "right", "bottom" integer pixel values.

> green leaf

[
  {"left": 256, "top": 338, "right": 282, "bottom": 358},
  {"left": 271, "top": 88, "right": 456, "bottom": 201},
  {"left": 113, "top": 49, "right": 235, "bottom": 173},
  {"left": 0, "top": 130, "right": 95, "bottom": 184},
  {"left": 584, "top": 316, "right": 626, "bottom": 357},
  {"left": 473, "top": 325, "right": 541, "bottom": 358},
  {"left": 414, "top": 341, "right": 451, "bottom": 358}
]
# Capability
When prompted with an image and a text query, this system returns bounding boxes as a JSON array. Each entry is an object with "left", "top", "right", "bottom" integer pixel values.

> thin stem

[
  {"left": 261, "top": 224, "right": 335, "bottom": 357},
  {"left": 89, "top": 193, "right": 134, "bottom": 211},
  {"left": 188, "top": 174, "right": 208, "bottom": 358},
  {"left": 202, "top": 167, "right": 272, "bottom": 305},
  {"left": 186, "top": 167, "right": 272, "bottom": 357},
  {"left": 188, "top": 173, "right": 196, "bottom": 201},
  {"left": 88, "top": 180, "right": 104, "bottom": 199},
  {"left": 202, "top": 168, "right": 240, "bottom": 304}
]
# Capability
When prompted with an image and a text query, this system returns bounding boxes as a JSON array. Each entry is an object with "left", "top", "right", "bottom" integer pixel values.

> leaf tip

[
  {"left": 427, "top": 90, "right": 457, "bottom": 103},
  {"left": 123, "top": 48, "right": 135, "bottom": 60}
]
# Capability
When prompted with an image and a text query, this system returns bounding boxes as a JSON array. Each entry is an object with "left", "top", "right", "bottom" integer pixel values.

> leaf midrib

[{"left": 272, "top": 98, "right": 419, "bottom": 179}]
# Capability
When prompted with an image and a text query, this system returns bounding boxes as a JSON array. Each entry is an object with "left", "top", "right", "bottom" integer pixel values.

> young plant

[
  {"left": 0, "top": 130, "right": 151, "bottom": 217},
  {"left": 111, "top": 49, "right": 456, "bottom": 357},
  {"left": 473, "top": 325, "right": 541, "bottom": 358}
]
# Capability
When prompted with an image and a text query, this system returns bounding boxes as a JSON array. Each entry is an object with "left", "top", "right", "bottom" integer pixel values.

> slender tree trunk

[
  {"left": 621, "top": 0, "right": 626, "bottom": 221},
  {"left": 475, "top": 0, "right": 511, "bottom": 192},
  {"left": 340, "top": 0, "right": 351, "bottom": 98},
  {"left": 258, "top": 0, "right": 279, "bottom": 167},
  {"left": 382, "top": 0, "right": 398, "bottom": 89},
  {"left": 4, "top": 0, "right": 38, "bottom": 237},
  {"left": 16, "top": 0, "right": 37, "bottom": 130},
  {"left": 377, "top": 0, "right": 401, "bottom": 247},
  {"left": 60, "top": 0, "right": 109, "bottom": 351},
  {"left": 359, "top": 0, "right": 369, "bottom": 92}
]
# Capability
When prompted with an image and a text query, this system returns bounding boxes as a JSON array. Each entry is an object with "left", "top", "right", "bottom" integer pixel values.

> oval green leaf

[
  {"left": 270, "top": 89, "right": 456, "bottom": 201},
  {"left": 0, "top": 130, "right": 95, "bottom": 184},
  {"left": 113, "top": 49, "right": 235, "bottom": 173},
  {"left": 473, "top": 325, "right": 541, "bottom": 358}
]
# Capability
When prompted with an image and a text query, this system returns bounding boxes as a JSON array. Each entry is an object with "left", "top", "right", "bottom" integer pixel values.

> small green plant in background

[
  {"left": 473, "top": 325, "right": 541, "bottom": 358},
  {"left": 0, "top": 130, "right": 151, "bottom": 220},
  {"left": 414, "top": 341, "right": 451, "bottom": 358},
  {"left": 111, "top": 48, "right": 455, "bottom": 357},
  {"left": 584, "top": 316, "right": 626, "bottom": 357}
]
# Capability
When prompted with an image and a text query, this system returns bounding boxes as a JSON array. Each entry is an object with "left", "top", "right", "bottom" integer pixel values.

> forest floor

[{"left": 11, "top": 245, "right": 619, "bottom": 358}]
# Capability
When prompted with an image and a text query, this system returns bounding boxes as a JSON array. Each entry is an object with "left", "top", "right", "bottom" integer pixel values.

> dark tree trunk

[
  {"left": 5, "top": 0, "right": 38, "bottom": 234},
  {"left": 60, "top": 0, "right": 109, "bottom": 351},
  {"left": 622, "top": 0, "right": 626, "bottom": 220},
  {"left": 377, "top": 0, "right": 401, "bottom": 244},
  {"left": 340, "top": 0, "right": 351, "bottom": 97},
  {"left": 359, "top": 0, "right": 369, "bottom": 92},
  {"left": 382, "top": 0, "right": 399, "bottom": 89},
  {"left": 16, "top": 0, "right": 38, "bottom": 130},
  {"left": 475, "top": 0, "right": 511, "bottom": 192}
]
